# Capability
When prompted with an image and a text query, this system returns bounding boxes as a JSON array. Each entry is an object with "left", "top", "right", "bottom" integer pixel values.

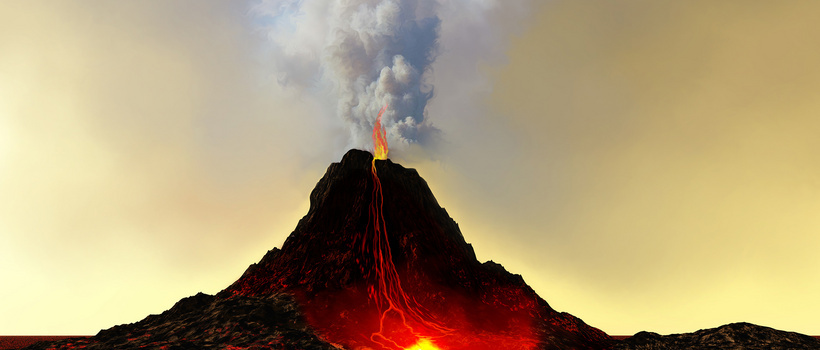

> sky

[{"left": 2, "top": 0, "right": 819, "bottom": 337}]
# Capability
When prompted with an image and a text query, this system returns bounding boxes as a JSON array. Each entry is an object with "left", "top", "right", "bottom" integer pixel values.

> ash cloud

[{"left": 251, "top": 0, "right": 452, "bottom": 154}]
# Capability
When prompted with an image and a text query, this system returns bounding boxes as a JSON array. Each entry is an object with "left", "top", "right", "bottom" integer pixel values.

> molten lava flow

[
  {"left": 366, "top": 105, "right": 450, "bottom": 349},
  {"left": 404, "top": 338, "right": 441, "bottom": 350}
]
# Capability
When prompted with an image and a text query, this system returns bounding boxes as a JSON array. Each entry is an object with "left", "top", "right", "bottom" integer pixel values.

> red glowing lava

[{"left": 367, "top": 104, "right": 451, "bottom": 349}]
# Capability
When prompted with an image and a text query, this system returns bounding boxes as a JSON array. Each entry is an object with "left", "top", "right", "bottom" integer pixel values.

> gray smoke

[
  {"left": 251, "top": 0, "right": 441, "bottom": 153},
  {"left": 251, "top": 0, "right": 532, "bottom": 155}
]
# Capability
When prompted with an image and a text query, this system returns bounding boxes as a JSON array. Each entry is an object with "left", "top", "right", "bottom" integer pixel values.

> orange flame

[
  {"left": 373, "top": 104, "right": 388, "bottom": 160},
  {"left": 403, "top": 338, "right": 442, "bottom": 350}
]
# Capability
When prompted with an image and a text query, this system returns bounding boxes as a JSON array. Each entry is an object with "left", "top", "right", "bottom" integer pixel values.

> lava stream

[{"left": 366, "top": 105, "right": 450, "bottom": 349}]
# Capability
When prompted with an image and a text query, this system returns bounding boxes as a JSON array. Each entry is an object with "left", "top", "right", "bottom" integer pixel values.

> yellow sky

[
  {"left": 2, "top": 0, "right": 819, "bottom": 337},
  {"left": 474, "top": 0, "right": 820, "bottom": 335}
]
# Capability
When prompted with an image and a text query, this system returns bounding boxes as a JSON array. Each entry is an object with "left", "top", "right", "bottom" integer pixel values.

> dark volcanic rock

[
  {"left": 22, "top": 293, "right": 336, "bottom": 350},
  {"left": 615, "top": 322, "right": 820, "bottom": 350}
]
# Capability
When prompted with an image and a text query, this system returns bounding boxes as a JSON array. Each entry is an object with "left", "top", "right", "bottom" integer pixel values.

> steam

[{"left": 251, "top": 0, "right": 442, "bottom": 153}]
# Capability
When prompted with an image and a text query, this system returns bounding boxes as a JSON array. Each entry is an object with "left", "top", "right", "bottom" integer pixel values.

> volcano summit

[{"left": 22, "top": 150, "right": 612, "bottom": 350}]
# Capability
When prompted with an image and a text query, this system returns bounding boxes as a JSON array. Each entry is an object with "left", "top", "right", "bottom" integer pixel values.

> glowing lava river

[{"left": 366, "top": 106, "right": 450, "bottom": 349}]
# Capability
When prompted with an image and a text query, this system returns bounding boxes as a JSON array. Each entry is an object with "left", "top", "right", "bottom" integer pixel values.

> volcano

[
  {"left": 20, "top": 149, "right": 612, "bottom": 350},
  {"left": 219, "top": 149, "right": 611, "bottom": 349}
]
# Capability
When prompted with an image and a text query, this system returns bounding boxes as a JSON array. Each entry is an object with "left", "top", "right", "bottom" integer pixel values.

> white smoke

[{"left": 251, "top": 0, "right": 534, "bottom": 157}]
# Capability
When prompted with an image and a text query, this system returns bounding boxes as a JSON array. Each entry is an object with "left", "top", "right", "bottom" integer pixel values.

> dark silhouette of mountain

[{"left": 614, "top": 322, "right": 820, "bottom": 350}]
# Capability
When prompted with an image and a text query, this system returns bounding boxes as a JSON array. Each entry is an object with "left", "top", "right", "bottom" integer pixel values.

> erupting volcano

[
  {"left": 221, "top": 147, "right": 610, "bottom": 349},
  {"left": 219, "top": 106, "right": 611, "bottom": 350},
  {"left": 217, "top": 150, "right": 609, "bottom": 350},
  {"left": 20, "top": 109, "right": 613, "bottom": 350}
]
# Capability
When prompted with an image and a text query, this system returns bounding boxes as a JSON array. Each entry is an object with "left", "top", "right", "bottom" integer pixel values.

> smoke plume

[{"left": 252, "top": 0, "right": 445, "bottom": 154}]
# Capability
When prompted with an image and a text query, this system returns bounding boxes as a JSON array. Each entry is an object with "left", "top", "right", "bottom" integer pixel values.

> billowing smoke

[{"left": 252, "top": 0, "right": 442, "bottom": 153}]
